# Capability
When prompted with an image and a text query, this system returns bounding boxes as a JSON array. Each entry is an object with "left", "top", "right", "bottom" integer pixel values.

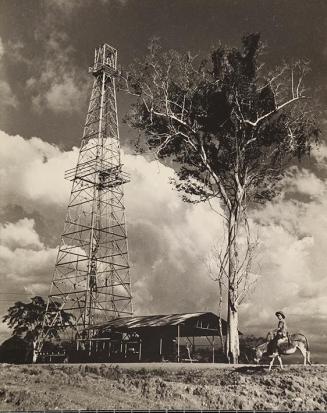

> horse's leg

[
  {"left": 298, "top": 345, "right": 307, "bottom": 366},
  {"left": 307, "top": 350, "right": 312, "bottom": 366},
  {"left": 268, "top": 356, "right": 275, "bottom": 371},
  {"left": 277, "top": 355, "right": 284, "bottom": 369}
]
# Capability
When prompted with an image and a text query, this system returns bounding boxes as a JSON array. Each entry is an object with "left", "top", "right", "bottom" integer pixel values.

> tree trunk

[
  {"left": 32, "top": 339, "right": 38, "bottom": 363},
  {"left": 226, "top": 292, "right": 239, "bottom": 364},
  {"left": 225, "top": 209, "right": 240, "bottom": 364},
  {"left": 217, "top": 280, "right": 225, "bottom": 354}
]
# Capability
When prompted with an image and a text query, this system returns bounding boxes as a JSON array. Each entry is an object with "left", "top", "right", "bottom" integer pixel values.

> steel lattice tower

[{"left": 41, "top": 44, "right": 133, "bottom": 343}]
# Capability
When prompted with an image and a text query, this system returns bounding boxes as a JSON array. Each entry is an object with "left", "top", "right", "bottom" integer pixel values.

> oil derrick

[{"left": 40, "top": 44, "right": 133, "bottom": 346}]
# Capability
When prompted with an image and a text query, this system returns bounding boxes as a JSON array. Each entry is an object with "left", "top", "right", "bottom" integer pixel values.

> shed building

[{"left": 76, "top": 312, "right": 228, "bottom": 363}]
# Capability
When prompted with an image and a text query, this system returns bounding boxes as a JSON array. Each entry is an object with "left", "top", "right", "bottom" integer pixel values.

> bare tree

[{"left": 120, "top": 34, "right": 320, "bottom": 363}]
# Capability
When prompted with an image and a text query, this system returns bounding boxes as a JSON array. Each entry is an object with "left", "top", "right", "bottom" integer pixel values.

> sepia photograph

[{"left": 0, "top": 0, "right": 326, "bottom": 411}]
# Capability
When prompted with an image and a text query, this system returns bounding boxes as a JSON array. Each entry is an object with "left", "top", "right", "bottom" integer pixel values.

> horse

[{"left": 253, "top": 333, "right": 311, "bottom": 371}]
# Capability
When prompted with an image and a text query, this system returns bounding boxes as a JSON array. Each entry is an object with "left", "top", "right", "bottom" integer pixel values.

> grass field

[{"left": 0, "top": 362, "right": 326, "bottom": 410}]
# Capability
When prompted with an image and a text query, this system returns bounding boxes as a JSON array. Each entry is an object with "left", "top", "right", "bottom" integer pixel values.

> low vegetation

[{"left": 0, "top": 363, "right": 326, "bottom": 410}]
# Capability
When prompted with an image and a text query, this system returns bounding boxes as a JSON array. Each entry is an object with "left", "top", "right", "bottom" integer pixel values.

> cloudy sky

[{"left": 0, "top": 0, "right": 327, "bottom": 361}]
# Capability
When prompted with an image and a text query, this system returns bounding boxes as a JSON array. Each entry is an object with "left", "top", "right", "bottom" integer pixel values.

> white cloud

[
  {"left": 30, "top": 72, "right": 87, "bottom": 114},
  {"left": 242, "top": 166, "right": 327, "bottom": 339},
  {"left": 49, "top": 0, "right": 80, "bottom": 14},
  {"left": 1, "top": 130, "right": 327, "bottom": 356},
  {"left": 122, "top": 153, "right": 223, "bottom": 314},
  {"left": 0, "top": 244, "right": 56, "bottom": 285},
  {"left": 25, "top": 29, "right": 88, "bottom": 114},
  {"left": 0, "top": 130, "right": 78, "bottom": 211},
  {"left": 0, "top": 321, "right": 10, "bottom": 343},
  {"left": 0, "top": 216, "right": 57, "bottom": 338},
  {"left": 44, "top": 75, "right": 85, "bottom": 113},
  {"left": 1, "top": 10, "right": 88, "bottom": 114},
  {"left": 0, "top": 80, "right": 17, "bottom": 108},
  {"left": 0, "top": 218, "right": 44, "bottom": 250},
  {"left": 0, "top": 134, "right": 222, "bottom": 343},
  {"left": 312, "top": 143, "right": 327, "bottom": 167},
  {"left": 283, "top": 166, "right": 326, "bottom": 199},
  {"left": 0, "top": 37, "right": 4, "bottom": 59},
  {"left": 0, "top": 217, "right": 56, "bottom": 289},
  {"left": 0, "top": 37, "right": 17, "bottom": 109}
]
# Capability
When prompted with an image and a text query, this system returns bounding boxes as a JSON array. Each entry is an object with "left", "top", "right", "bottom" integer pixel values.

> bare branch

[{"left": 244, "top": 96, "right": 306, "bottom": 127}]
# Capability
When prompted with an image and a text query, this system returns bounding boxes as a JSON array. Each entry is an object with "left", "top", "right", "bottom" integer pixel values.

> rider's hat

[{"left": 275, "top": 311, "right": 285, "bottom": 319}]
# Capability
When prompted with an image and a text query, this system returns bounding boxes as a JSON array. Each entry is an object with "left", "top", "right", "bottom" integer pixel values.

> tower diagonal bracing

[{"left": 40, "top": 44, "right": 133, "bottom": 343}]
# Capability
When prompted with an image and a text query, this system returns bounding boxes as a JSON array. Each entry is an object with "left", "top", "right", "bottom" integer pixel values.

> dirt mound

[{"left": 0, "top": 363, "right": 326, "bottom": 410}]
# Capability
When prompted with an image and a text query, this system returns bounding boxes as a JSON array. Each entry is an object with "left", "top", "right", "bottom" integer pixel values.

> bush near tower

[{"left": 2, "top": 296, "right": 74, "bottom": 362}]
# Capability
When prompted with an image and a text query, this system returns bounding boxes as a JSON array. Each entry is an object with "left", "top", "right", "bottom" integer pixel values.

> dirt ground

[{"left": 0, "top": 362, "right": 326, "bottom": 411}]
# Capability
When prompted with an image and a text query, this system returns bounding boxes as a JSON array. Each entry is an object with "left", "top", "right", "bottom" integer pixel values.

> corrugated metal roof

[{"left": 88, "top": 311, "right": 220, "bottom": 330}]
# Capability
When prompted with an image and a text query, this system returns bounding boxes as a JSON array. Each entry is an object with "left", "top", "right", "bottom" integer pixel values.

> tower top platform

[{"left": 89, "top": 43, "right": 118, "bottom": 75}]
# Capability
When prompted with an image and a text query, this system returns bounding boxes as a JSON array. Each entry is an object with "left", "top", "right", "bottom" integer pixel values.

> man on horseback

[
  {"left": 274, "top": 311, "right": 288, "bottom": 341},
  {"left": 253, "top": 311, "right": 311, "bottom": 370},
  {"left": 268, "top": 311, "right": 288, "bottom": 355}
]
